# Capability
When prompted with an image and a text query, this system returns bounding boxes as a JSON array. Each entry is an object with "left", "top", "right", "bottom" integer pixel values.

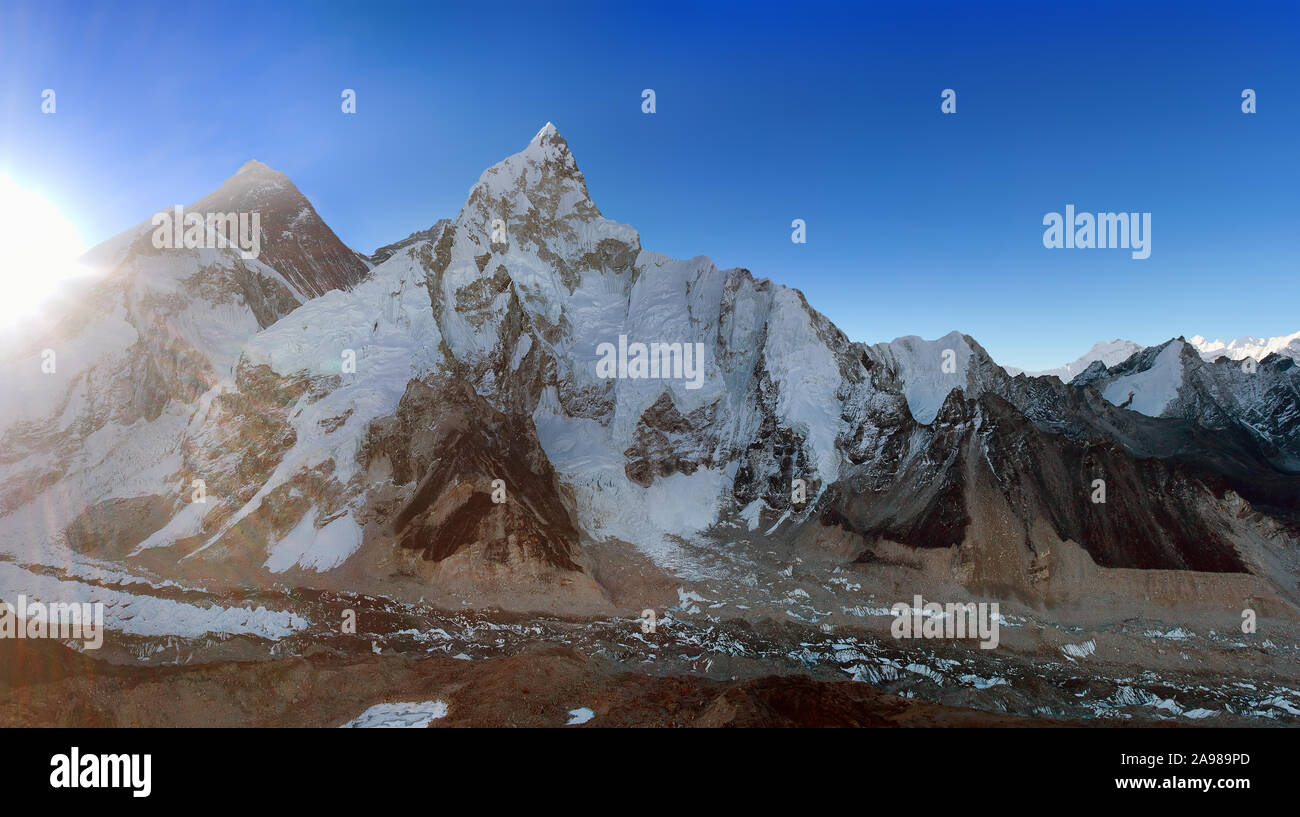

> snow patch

[
  {"left": 341, "top": 701, "right": 449, "bottom": 728},
  {"left": 1101, "top": 342, "right": 1184, "bottom": 416},
  {"left": 0, "top": 561, "right": 308, "bottom": 640},
  {"left": 1061, "top": 640, "right": 1096, "bottom": 659},
  {"left": 264, "top": 509, "right": 363, "bottom": 573}
]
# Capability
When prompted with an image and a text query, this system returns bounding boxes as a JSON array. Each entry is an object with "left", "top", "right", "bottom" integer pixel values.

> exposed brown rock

[{"left": 366, "top": 376, "right": 583, "bottom": 573}]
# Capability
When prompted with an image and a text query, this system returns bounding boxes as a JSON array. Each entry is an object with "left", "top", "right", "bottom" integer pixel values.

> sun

[{"left": 0, "top": 175, "right": 87, "bottom": 327}]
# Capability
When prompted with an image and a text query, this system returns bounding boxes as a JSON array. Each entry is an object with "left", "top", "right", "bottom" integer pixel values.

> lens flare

[{"left": 0, "top": 175, "right": 87, "bottom": 326}]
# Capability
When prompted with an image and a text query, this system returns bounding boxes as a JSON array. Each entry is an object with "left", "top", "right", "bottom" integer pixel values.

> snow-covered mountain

[
  {"left": 1189, "top": 331, "right": 1300, "bottom": 363},
  {"left": 1006, "top": 339, "right": 1142, "bottom": 380},
  {"left": 1018, "top": 332, "right": 1300, "bottom": 381},
  {"left": 2, "top": 123, "right": 1298, "bottom": 619},
  {"left": 162, "top": 122, "right": 861, "bottom": 591},
  {"left": 1072, "top": 337, "right": 1300, "bottom": 470},
  {"left": 0, "top": 160, "right": 369, "bottom": 576}
]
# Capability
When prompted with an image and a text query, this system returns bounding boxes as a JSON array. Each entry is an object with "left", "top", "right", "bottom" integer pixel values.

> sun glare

[{"left": 0, "top": 175, "right": 87, "bottom": 326}]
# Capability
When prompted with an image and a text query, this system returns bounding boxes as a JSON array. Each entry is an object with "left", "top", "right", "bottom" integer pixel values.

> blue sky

[{"left": 1, "top": 0, "right": 1296, "bottom": 370}]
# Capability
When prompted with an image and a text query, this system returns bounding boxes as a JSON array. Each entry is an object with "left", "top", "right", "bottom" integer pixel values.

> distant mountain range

[
  {"left": 1004, "top": 340, "right": 1144, "bottom": 381},
  {"left": 1189, "top": 331, "right": 1300, "bottom": 363},
  {"left": 1007, "top": 331, "right": 1300, "bottom": 382}
]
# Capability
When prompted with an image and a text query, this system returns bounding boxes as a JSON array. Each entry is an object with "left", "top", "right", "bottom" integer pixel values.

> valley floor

[
  {"left": 0, "top": 636, "right": 1063, "bottom": 728},
  {"left": 1, "top": 585, "right": 1296, "bottom": 727},
  {"left": 2, "top": 529, "right": 1298, "bottom": 728}
]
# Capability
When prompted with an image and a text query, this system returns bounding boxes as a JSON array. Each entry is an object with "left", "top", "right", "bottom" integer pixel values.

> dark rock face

[
  {"left": 809, "top": 330, "right": 1300, "bottom": 572},
  {"left": 728, "top": 352, "right": 820, "bottom": 513},
  {"left": 818, "top": 389, "right": 972, "bottom": 552},
  {"left": 365, "top": 377, "right": 582, "bottom": 572},
  {"left": 64, "top": 495, "right": 173, "bottom": 560},
  {"left": 370, "top": 220, "right": 450, "bottom": 266},
  {"left": 816, "top": 379, "right": 1253, "bottom": 572},
  {"left": 624, "top": 392, "right": 720, "bottom": 487},
  {"left": 975, "top": 394, "right": 1245, "bottom": 571},
  {"left": 988, "top": 344, "right": 1300, "bottom": 537},
  {"left": 1069, "top": 339, "right": 1300, "bottom": 471}
]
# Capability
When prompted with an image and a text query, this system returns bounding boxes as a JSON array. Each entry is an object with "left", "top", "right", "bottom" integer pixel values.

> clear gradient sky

[{"left": 0, "top": 0, "right": 1296, "bottom": 371}]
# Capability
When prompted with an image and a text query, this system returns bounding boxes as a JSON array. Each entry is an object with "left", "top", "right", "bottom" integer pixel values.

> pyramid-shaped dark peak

[
  {"left": 192, "top": 175, "right": 277, "bottom": 223},
  {"left": 196, "top": 160, "right": 297, "bottom": 215},
  {"left": 183, "top": 159, "right": 368, "bottom": 298}
]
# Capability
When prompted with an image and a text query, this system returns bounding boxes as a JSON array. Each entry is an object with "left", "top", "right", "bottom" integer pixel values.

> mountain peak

[
  {"left": 179, "top": 159, "right": 369, "bottom": 298},
  {"left": 520, "top": 121, "right": 575, "bottom": 170},
  {"left": 236, "top": 158, "right": 275, "bottom": 175},
  {"left": 531, "top": 121, "right": 560, "bottom": 145},
  {"left": 230, "top": 159, "right": 292, "bottom": 187},
  {"left": 210, "top": 159, "right": 293, "bottom": 202},
  {"left": 517, "top": 121, "right": 574, "bottom": 164},
  {"left": 1188, "top": 329, "right": 1300, "bottom": 362},
  {"left": 1014, "top": 338, "right": 1141, "bottom": 380},
  {"left": 457, "top": 121, "right": 601, "bottom": 236}
]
